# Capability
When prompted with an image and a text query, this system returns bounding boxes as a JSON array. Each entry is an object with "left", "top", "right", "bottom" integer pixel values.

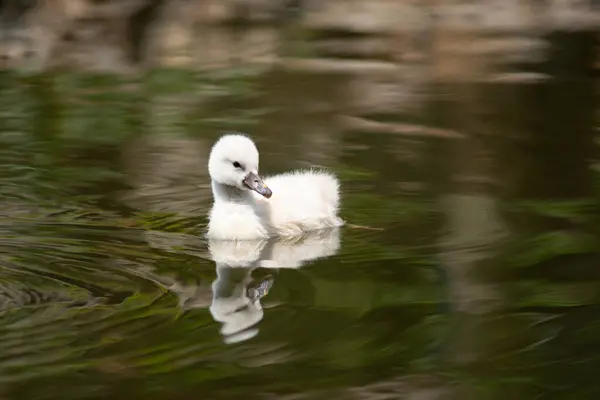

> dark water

[{"left": 0, "top": 35, "right": 599, "bottom": 400}]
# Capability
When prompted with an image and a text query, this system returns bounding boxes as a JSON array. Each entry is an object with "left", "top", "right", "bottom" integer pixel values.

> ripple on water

[
  {"left": 0, "top": 212, "right": 444, "bottom": 397},
  {"left": 0, "top": 219, "right": 194, "bottom": 383}
]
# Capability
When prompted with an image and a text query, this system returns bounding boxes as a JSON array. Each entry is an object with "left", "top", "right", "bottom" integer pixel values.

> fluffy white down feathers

[{"left": 207, "top": 134, "right": 343, "bottom": 240}]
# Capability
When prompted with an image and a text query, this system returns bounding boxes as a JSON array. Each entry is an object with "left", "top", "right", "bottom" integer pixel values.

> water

[{"left": 0, "top": 36, "right": 599, "bottom": 400}]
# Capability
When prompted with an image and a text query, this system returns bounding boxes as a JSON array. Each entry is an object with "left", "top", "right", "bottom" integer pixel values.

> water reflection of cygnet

[{"left": 208, "top": 228, "right": 341, "bottom": 344}]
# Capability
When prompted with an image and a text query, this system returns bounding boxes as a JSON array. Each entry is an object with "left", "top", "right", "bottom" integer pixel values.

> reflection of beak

[{"left": 243, "top": 172, "right": 272, "bottom": 198}]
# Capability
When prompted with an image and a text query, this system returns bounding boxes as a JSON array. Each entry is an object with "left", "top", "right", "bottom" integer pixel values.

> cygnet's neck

[{"left": 212, "top": 181, "right": 253, "bottom": 204}]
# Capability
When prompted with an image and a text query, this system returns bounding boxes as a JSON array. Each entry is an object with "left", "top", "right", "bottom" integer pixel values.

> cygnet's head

[{"left": 208, "top": 134, "right": 272, "bottom": 198}]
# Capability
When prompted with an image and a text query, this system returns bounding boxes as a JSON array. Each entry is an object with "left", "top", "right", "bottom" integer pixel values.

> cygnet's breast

[{"left": 209, "top": 201, "right": 270, "bottom": 240}]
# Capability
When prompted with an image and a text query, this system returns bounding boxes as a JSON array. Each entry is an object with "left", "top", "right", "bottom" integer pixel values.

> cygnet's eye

[{"left": 232, "top": 161, "right": 242, "bottom": 169}]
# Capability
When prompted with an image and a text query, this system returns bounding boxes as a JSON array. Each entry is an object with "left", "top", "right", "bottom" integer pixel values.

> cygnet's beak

[{"left": 243, "top": 172, "right": 272, "bottom": 198}]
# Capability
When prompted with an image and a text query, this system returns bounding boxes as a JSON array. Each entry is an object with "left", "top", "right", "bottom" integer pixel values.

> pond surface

[{"left": 0, "top": 36, "right": 599, "bottom": 399}]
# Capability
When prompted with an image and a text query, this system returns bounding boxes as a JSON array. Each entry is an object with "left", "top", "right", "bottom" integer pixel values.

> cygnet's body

[{"left": 207, "top": 134, "right": 343, "bottom": 240}]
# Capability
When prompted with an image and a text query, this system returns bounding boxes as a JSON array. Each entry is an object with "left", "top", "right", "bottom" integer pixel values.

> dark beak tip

[{"left": 243, "top": 172, "right": 272, "bottom": 199}]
